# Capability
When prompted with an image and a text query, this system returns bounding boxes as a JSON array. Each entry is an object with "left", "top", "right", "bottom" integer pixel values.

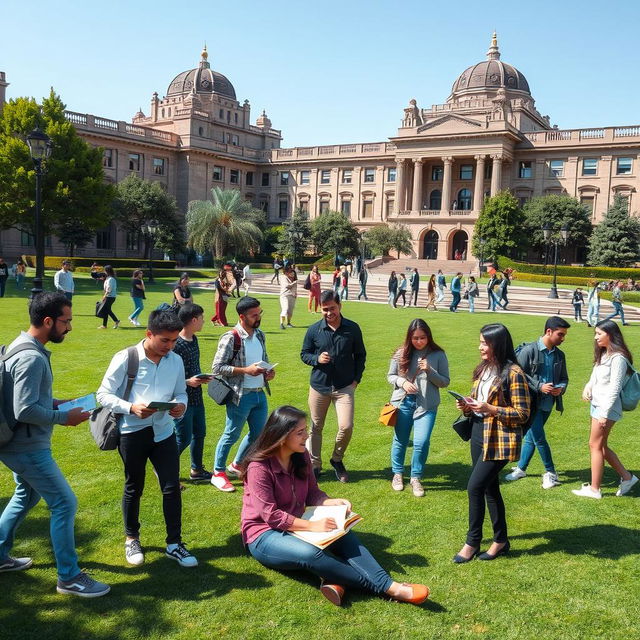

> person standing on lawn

[
  {"left": 279, "top": 265, "right": 298, "bottom": 329},
  {"left": 586, "top": 280, "right": 601, "bottom": 327},
  {"left": 128, "top": 269, "right": 146, "bottom": 326},
  {"left": 300, "top": 290, "right": 366, "bottom": 483},
  {"left": 53, "top": 260, "right": 75, "bottom": 301},
  {"left": 409, "top": 267, "right": 420, "bottom": 306},
  {"left": 425, "top": 274, "right": 437, "bottom": 311},
  {"left": 98, "top": 265, "right": 120, "bottom": 329},
  {"left": 0, "top": 292, "right": 110, "bottom": 597},
  {"left": 435, "top": 269, "right": 446, "bottom": 304},
  {"left": 0, "top": 257, "right": 8, "bottom": 297},
  {"left": 505, "top": 316, "right": 570, "bottom": 489},
  {"left": 466, "top": 276, "right": 479, "bottom": 313},
  {"left": 572, "top": 287, "right": 585, "bottom": 322},
  {"left": 449, "top": 272, "right": 463, "bottom": 312},
  {"left": 388, "top": 271, "right": 398, "bottom": 307},
  {"left": 394, "top": 273, "right": 408, "bottom": 308}
]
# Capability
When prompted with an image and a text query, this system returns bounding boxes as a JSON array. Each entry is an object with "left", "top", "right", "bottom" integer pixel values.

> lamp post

[
  {"left": 290, "top": 228, "right": 304, "bottom": 267},
  {"left": 542, "top": 222, "right": 569, "bottom": 299},
  {"left": 142, "top": 220, "right": 158, "bottom": 284},
  {"left": 478, "top": 237, "right": 486, "bottom": 276},
  {"left": 26, "top": 127, "right": 53, "bottom": 296}
]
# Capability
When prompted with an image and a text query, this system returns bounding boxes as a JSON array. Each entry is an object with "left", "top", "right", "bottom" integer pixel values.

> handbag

[
  {"left": 89, "top": 346, "right": 138, "bottom": 450},
  {"left": 378, "top": 403, "right": 398, "bottom": 427},
  {"left": 95, "top": 300, "right": 106, "bottom": 318},
  {"left": 303, "top": 274, "right": 312, "bottom": 291},
  {"left": 207, "top": 330, "right": 241, "bottom": 406},
  {"left": 452, "top": 413, "right": 473, "bottom": 441}
]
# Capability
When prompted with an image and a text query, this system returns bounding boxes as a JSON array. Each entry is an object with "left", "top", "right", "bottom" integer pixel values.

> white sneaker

[
  {"left": 409, "top": 477, "right": 425, "bottom": 498},
  {"left": 211, "top": 471, "right": 236, "bottom": 492},
  {"left": 542, "top": 471, "right": 561, "bottom": 490},
  {"left": 504, "top": 467, "right": 526, "bottom": 482},
  {"left": 391, "top": 473, "right": 403, "bottom": 492},
  {"left": 125, "top": 539, "right": 144, "bottom": 566},
  {"left": 616, "top": 474, "right": 639, "bottom": 497},
  {"left": 572, "top": 483, "right": 602, "bottom": 499}
]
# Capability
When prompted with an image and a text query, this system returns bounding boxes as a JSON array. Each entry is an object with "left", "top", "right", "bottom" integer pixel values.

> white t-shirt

[
  {"left": 243, "top": 332, "right": 265, "bottom": 388},
  {"left": 474, "top": 366, "right": 497, "bottom": 416}
]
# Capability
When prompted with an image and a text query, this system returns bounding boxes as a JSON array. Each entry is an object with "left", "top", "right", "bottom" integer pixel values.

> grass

[{"left": 1, "top": 274, "right": 639, "bottom": 640}]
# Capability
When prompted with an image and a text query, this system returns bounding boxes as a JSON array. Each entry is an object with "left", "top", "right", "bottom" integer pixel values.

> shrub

[
  {"left": 497, "top": 256, "right": 640, "bottom": 280},
  {"left": 23, "top": 255, "right": 177, "bottom": 269}
]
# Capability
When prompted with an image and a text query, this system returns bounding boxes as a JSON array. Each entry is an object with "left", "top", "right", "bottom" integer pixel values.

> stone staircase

[{"left": 366, "top": 256, "right": 478, "bottom": 276}]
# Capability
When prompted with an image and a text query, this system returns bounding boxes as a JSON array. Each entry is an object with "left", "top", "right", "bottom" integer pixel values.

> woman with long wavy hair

[{"left": 425, "top": 274, "right": 437, "bottom": 311}]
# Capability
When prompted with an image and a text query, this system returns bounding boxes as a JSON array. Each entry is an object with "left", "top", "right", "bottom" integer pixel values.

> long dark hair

[
  {"left": 594, "top": 320, "right": 633, "bottom": 365},
  {"left": 396, "top": 319, "right": 444, "bottom": 374},
  {"left": 472, "top": 323, "right": 517, "bottom": 380},
  {"left": 240, "top": 406, "right": 308, "bottom": 480},
  {"left": 104, "top": 265, "right": 115, "bottom": 278}
]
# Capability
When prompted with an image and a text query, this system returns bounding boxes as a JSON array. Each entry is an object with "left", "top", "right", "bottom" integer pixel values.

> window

[
  {"left": 299, "top": 200, "right": 309, "bottom": 214},
  {"left": 319, "top": 200, "right": 330, "bottom": 213},
  {"left": 227, "top": 111, "right": 231, "bottom": 123},
  {"left": 20, "top": 230, "right": 34, "bottom": 246},
  {"left": 457, "top": 188, "right": 472, "bottom": 210},
  {"left": 126, "top": 231, "right": 139, "bottom": 251},
  {"left": 342, "top": 169, "right": 352, "bottom": 184},
  {"left": 198, "top": 126, "right": 204, "bottom": 136},
  {"left": 386, "top": 199, "right": 395, "bottom": 216},
  {"left": 431, "top": 165, "right": 443, "bottom": 181},
  {"left": 219, "top": 108, "right": 224, "bottom": 118},
  {"left": 429, "top": 189, "right": 442, "bottom": 210},
  {"left": 246, "top": 171, "right": 254, "bottom": 186},
  {"left": 234, "top": 113, "right": 238, "bottom": 124},
  {"left": 518, "top": 161, "right": 532, "bottom": 179},
  {"left": 261, "top": 172, "right": 270, "bottom": 187},
  {"left": 549, "top": 160, "right": 564, "bottom": 177},
  {"left": 280, "top": 171, "right": 290, "bottom": 186},
  {"left": 213, "top": 165, "right": 224, "bottom": 182},
  {"left": 387, "top": 167, "right": 397, "bottom": 182},
  {"left": 580, "top": 196, "right": 594, "bottom": 215},
  {"left": 230, "top": 169, "right": 240, "bottom": 184},
  {"left": 96, "top": 226, "right": 112, "bottom": 250},
  {"left": 128, "top": 153, "right": 141, "bottom": 172},
  {"left": 231, "top": 135, "right": 239, "bottom": 146},
  {"left": 278, "top": 200, "right": 288, "bottom": 219},
  {"left": 225, "top": 133, "right": 231, "bottom": 143},
  {"left": 103, "top": 149, "right": 114, "bottom": 168},
  {"left": 362, "top": 200, "right": 374, "bottom": 218},
  {"left": 459, "top": 164, "right": 473, "bottom": 180},
  {"left": 617, "top": 157, "right": 633, "bottom": 175},
  {"left": 364, "top": 168, "right": 375, "bottom": 183},
  {"left": 299, "top": 170, "right": 310, "bottom": 185},
  {"left": 320, "top": 170, "right": 331, "bottom": 184},
  {"left": 341, "top": 200, "right": 351, "bottom": 216},
  {"left": 582, "top": 158, "right": 598, "bottom": 176},
  {"left": 259, "top": 200, "right": 269, "bottom": 213},
  {"left": 153, "top": 158, "right": 165, "bottom": 176},
  {"left": 484, "top": 163, "right": 492, "bottom": 180}
]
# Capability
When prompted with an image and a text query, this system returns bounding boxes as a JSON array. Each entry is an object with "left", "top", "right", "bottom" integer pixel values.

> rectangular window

[
  {"left": 386, "top": 199, "right": 395, "bottom": 216},
  {"left": 484, "top": 163, "right": 492, "bottom": 180},
  {"left": 320, "top": 169, "right": 331, "bottom": 184},
  {"left": 431, "top": 165, "right": 443, "bottom": 181},
  {"left": 153, "top": 157, "right": 165, "bottom": 176},
  {"left": 96, "top": 226, "right": 112, "bottom": 250},
  {"left": 518, "top": 161, "right": 532, "bottom": 179},
  {"left": 300, "top": 200, "right": 309, "bottom": 214},
  {"left": 549, "top": 160, "right": 564, "bottom": 177},
  {"left": 246, "top": 171, "right": 254, "bottom": 186},
  {"left": 231, "top": 135, "right": 239, "bottom": 146},
  {"left": 363, "top": 168, "right": 375, "bottom": 183},
  {"left": 103, "top": 149, "right": 114, "bottom": 168},
  {"left": 362, "top": 200, "right": 374, "bottom": 218},
  {"left": 319, "top": 200, "right": 330, "bottom": 214},
  {"left": 387, "top": 167, "right": 397, "bottom": 182},
  {"left": 278, "top": 200, "right": 288, "bottom": 219},
  {"left": 582, "top": 158, "right": 598, "bottom": 176},
  {"left": 213, "top": 165, "right": 224, "bottom": 181},
  {"left": 261, "top": 172, "right": 270, "bottom": 187},
  {"left": 128, "top": 153, "right": 141, "bottom": 172},
  {"left": 126, "top": 231, "right": 139, "bottom": 251},
  {"left": 299, "top": 170, "right": 310, "bottom": 185},
  {"left": 342, "top": 169, "right": 352, "bottom": 184},
  {"left": 616, "top": 157, "right": 633, "bottom": 175},
  {"left": 341, "top": 200, "right": 351, "bottom": 216},
  {"left": 580, "top": 196, "right": 594, "bottom": 215},
  {"left": 230, "top": 169, "right": 240, "bottom": 184},
  {"left": 459, "top": 164, "right": 473, "bottom": 180},
  {"left": 219, "top": 108, "right": 224, "bottom": 118},
  {"left": 280, "top": 171, "right": 290, "bottom": 186},
  {"left": 234, "top": 113, "right": 238, "bottom": 124},
  {"left": 20, "top": 230, "right": 34, "bottom": 247}
]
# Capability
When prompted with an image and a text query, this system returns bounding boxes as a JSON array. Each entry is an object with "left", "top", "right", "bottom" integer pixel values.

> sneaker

[
  {"left": 211, "top": 471, "right": 236, "bottom": 492},
  {"left": 226, "top": 461, "right": 242, "bottom": 477},
  {"left": 113, "top": 321, "right": 120, "bottom": 329},
  {"left": 616, "top": 474, "right": 639, "bottom": 497},
  {"left": 134, "top": 320, "right": 141, "bottom": 327},
  {"left": 280, "top": 323, "right": 285, "bottom": 330},
  {"left": 97, "top": 325, "right": 106, "bottom": 329},
  {"left": 409, "top": 477, "right": 425, "bottom": 498},
  {"left": 166, "top": 542, "right": 198, "bottom": 568},
  {"left": 572, "top": 483, "right": 602, "bottom": 499},
  {"left": 190, "top": 468, "right": 212, "bottom": 482},
  {"left": 542, "top": 471, "right": 561, "bottom": 490},
  {"left": 56, "top": 571, "right": 111, "bottom": 598},
  {"left": 0, "top": 556, "right": 33, "bottom": 572},
  {"left": 329, "top": 458, "right": 349, "bottom": 483},
  {"left": 504, "top": 467, "right": 527, "bottom": 482},
  {"left": 320, "top": 581, "right": 345, "bottom": 606},
  {"left": 129, "top": 318, "right": 136, "bottom": 325},
  {"left": 391, "top": 473, "right": 404, "bottom": 492},
  {"left": 125, "top": 539, "right": 144, "bottom": 566},
  {"left": 287, "top": 323, "right": 294, "bottom": 328}
]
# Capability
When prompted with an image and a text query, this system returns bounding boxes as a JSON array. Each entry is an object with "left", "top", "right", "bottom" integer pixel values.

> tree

[
  {"left": 471, "top": 190, "right": 526, "bottom": 260},
  {"left": 0, "top": 90, "right": 114, "bottom": 253},
  {"left": 364, "top": 224, "right": 395, "bottom": 256},
  {"left": 186, "top": 187, "right": 264, "bottom": 261},
  {"left": 390, "top": 223, "right": 413, "bottom": 258},
  {"left": 311, "top": 210, "right": 360, "bottom": 258},
  {"left": 588, "top": 195, "right": 640, "bottom": 267},
  {"left": 276, "top": 208, "right": 312, "bottom": 261}
]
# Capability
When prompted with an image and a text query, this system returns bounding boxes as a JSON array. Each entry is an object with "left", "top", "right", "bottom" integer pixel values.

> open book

[{"left": 290, "top": 505, "right": 362, "bottom": 549}]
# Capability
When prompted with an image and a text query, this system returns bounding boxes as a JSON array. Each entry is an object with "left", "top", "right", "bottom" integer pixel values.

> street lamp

[
  {"left": 478, "top": 237, "right": 486, "bottom": 275},
  {"left": 26, "top": 127, "right": 53, "bottom": 296},
  {"left": 290, "top": 229, "right": 304, "bottom": 267},
  {"left": 142, "top": 220, "right": 158, "bottom": 284},
  {"left": 542, "top": 222, "right": 569, "bottom": 299}
]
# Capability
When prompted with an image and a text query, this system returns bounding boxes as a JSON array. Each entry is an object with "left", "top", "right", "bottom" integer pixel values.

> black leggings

[
  {"left": 118, "top": 428, "right": 182, "bottom": 544},
  {"left": 394, "top": 290, "right": 406, "bottom": 306},
  {"left": 101, "top": 297, "right": 119, "bottom": 327},
  {"left": 466, "top": 421, "right": 508, "bottom": 547}
]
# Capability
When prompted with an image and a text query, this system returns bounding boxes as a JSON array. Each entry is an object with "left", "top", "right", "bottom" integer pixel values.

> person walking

[
  {"left": 172, "top": 273, "right": 193, "bottom": 311},
  {"left": 487, "top": 270, "right": 505, "bottom": 311},
  {"left": 467, "top": 276, "right": 479, "bottom": 313},
  {"left": 505, "top": 316, "right": 570, "bottom": 489},
  {"left": 308, "top": 265, "right": 322, "bottom": 312},
  {"left": 0, "top": 292, "right": 110, "bottom": 597},
  {"left": 603, "top": 281, "right": 628, "bottom": 326},
  {"left": 394, "top": 273, "right": 408, "bottom": 308},
  {"left": 241, "top": 263, "right": 252, "bottom": 296},
  {"left": 449, "top": 272, "right": 463, "bottom": 312},
  {"left": 98, "top": 265, "right": 120, "bottom": 329},
  {"left": 453, "top": 323, "right": 531, "bottom": 563},
  {"left": 435, "top": 270, "right": 446, "bottom": 304},
  {"left": 0, "top": 256, "right": 8, "bottom": 298},
  {"left": 357, "top": 266, "right": 368, "bottom": 301},
  {"left": 301, "top": 290, "right": 366, "bottom": 483},
  {"left": 586, "top": 280, "right": 601, "bottom": 327},
  {"left": 498, "top": 269, "right": 511, "bottom": 309},
  {"left": 388, "top": 271, "right": 398, "bottom": 307},
  {"left": 332, "top": 267, "right": 341, "bottom": 294},
  {"left": 279, "top": 265, "right": 298, "bottom": 329},
  {"left": 409, "top": 268, "right": 420, "bottom": 306},
  {"left": 128, "top": 269, "right": 146, "bottom": 326},
  {"left": 270, "top": 256, "right": 283, "bottom": 285},
  {"left": 339, "top": 266, "right": 349, "bottom": 301},
  {"left": 15, "top": 260, "right": 26, "bottom": 291},
  {"left": 387, "top": 319, "right": 450, "bottom": 497},
  {"left": 211, "top": 270, "right": 231, "bottom": 327},
  {"left": 53, "top": 260, "right": 75, "bottom": 301},
  {"left": 425, "top": 275, "right": 437, "bottom": 311},
  {"left": 210, "top": 296, "right": 276, "bottom": 492},
  {"left": 572, "top": 287, "right": 585, "bottom": 322},
  {"left": 572, "top": 320, "right": 638, "bottom": 499}
]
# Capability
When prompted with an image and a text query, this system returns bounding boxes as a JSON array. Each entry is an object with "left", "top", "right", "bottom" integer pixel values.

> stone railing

[
  {"left": 395, "top": 209, "right": 477, "bottom": 217},
  {"left": 522, "top": 125, "right": 640, "bottom": 146},
  {"left": 272, "top": 141, "right": 395, "bottom": 161}
]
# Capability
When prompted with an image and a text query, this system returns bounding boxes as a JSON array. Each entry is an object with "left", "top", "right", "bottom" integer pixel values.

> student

[
  {"left": 467, "top": 276, "right": 479, "bottom": 313},
  {"left": 603, "top": 280, "right": 628, "bottom": 326},
  {"left": 572, "top": 287, "right": 585, "bottom": 322},
  {"left": 172, "top": 273, "right": 193, "bottom": 310},
  {"left": 53, "top": 260, "right": 75, "bottom": 300},
  {"left": 449, "top": 272, "right": 463, "bottom": 312},
  {"left": 394, "top": 273, "right": 408, "bottom": 307},
  {"left": 279, "top": 265, "right": 298, "bottom": 329},
  {"left": 387, "top": 319, "right": 450, "bottom": 496},
  {"left": 308, "top": 265, "right": 322, "bottom": 312},
  {"left": 98, "top": 265, "right": 120, "bottom": 329},
  {"left": 173, "top": 304, "right": 212, "bottom": 482},
  {"left": 388, "top": 271, "right": 398, "bottom": 307},
  {"left": 425, "top": 274, "right": 437, "bottom": 311},
  {"left": 339, "top": 266, "right": 349, "bottom": 301},
  {"left": 505, "top": 316, "right": 569, "bottom": 489},
  {"left": 97, "top": 310, "right": 197, "bottom": 568},
  {"left": 357, "top": 266, "right": 368, "bottom": 301},
  {"left": 498, "top": 269, "right": 511, "bottom": 309},
  {"left": 270, "top": 256, "right": 283, "bottom": 285},
  {"left": 241, "top": 405, "right": 430, "bottom": 607},
  {"left": 129, "top": 269, "right": 146, "bottom": 326},
  {"left": 0, "top": 257, "right": 8, "bottom": 297},
  {"left": 435, "top": 269, "right": 446, "bottom": 304},
  {"left": 409, "top": 268, "right": 420, "bottom": 306},
  {"left": 211, "top": 270, "right": 231, "bottom": 327},
  {"left": 0, "top": 292, "right": 110, "bottom": 597},
  {"left": 573, "top": 320, "right": 638, "bottom": 499},
  {"left": 15, "top": 259, "right": 26, "bottom": 290},
  {"left": 586, "top": 280, "right": 601, "bottom": 327}
]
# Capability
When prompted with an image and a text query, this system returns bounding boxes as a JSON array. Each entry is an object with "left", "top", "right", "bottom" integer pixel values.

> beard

[
  {"left": 251, "top": 319, "right": 261, "bottom": 329},
  {"left": 48, "top": 325, "right": 68, "bottom": 344}
]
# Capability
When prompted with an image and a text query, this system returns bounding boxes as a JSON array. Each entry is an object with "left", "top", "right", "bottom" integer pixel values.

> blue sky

[{"left": 2, "top": 0, "right": 639, "bottom": 147}]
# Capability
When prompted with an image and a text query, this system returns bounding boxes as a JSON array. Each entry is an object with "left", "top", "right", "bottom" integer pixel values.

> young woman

[
  {"left": 425, "top": 274, "right": 437, "bottom": 311},
  {"left": 279, "top": 265, "right": 298, "bottom": 329},
  {"left": 241, "top": 263, "right": 251, "bottom": 296},
  {"left": 572, "top": 287, "right": 585, "bottom": 322},
  {"left": 308, "top": 265, "right": 322, "bottom": 313},
  {"left": 241, "top": 405, "right": 430, "bottom": 607},
  {"left": 573, "top": 320, "right": 638, "bottom": 499},
  {"left": 388, "top": 271, "right": 398, "bottom": 307},
  {"left": 14, "top": 259, "right": 26, "bottom": 290},
  {"left": 173, "top": 273, "right": 193, "bottom": 310},
  {"left": 129, "top": 269, "right": 146, "bottom": 326},
  {"left": 387, "top": 320, "right": 450, "bottom": 496},
  {"left": 332, "top": 267, "right": 341, "bottom": 294},
  {"left": 394, "top": 273, "right": 408, "bottom": 308},
  {"left": 453, "top": 324, "right": 530, "bottom": 563},
  {"left": 467, "top": 276, "right": 479, "bottom": 313},
  {"left": 211, "top": 270, "right": 231, "bottom": 326},
  {"left": 339, "top": 265, "right": 349, "bottom": 301},
  {"left": 98, "top": 265, "right": 120, "bottom": 329}
]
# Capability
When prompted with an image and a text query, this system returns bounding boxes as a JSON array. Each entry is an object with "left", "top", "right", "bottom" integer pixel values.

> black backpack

[{"left": 500, "top": 354, "right": 538, "bottom": 434}]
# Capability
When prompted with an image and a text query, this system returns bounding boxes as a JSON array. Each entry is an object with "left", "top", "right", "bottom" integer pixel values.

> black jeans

[
  {"left": 411, "top": 288, "right": 419, "bottom": 305},
  {"left": 101, "top": 296, "right": 119, "bottom": 327},
  {"left": 466, "top": 420, "right": 508, "bottom": 547},
  {"left": 118, "top": 428, "right": 182, "bottom": 544},
  {"left": 394, "top": 290, "right": 406, "bottom": 306}
]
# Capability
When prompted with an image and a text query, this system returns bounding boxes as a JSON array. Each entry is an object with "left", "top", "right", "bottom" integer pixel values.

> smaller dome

[
  {"left": 167, "top": 48, "right": 236, "bottom": 100},
  {"left": 256, "top": 110, "right": 272, "bottom": 129}
]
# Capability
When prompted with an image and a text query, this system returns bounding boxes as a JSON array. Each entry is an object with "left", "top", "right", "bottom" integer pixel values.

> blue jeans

[
  {"left": 516, "top": 409, "right": 555, "bottom": 473},
  {"left": 214, "top": 391, "right": 268, "bottom": 471},
  {"left": 450, "top": 291, "right": 461, "bottom": 311},
  {"left": 0, "top": 448, "right": 80, "bottom": 581},
  {"left": 587, "top": 302, "right": 599, "bottom": 326},
  {"left": 15, "top": 274, "right": 25, "bottom": 290},
  {"left": 130, "top": 297, "right": 144, "bottom": 320},
  {"left": 468, "top": 295, "right": 475, "bottom": 312},
  {"left": 489, "top": 290, "right": 505, "bottom": 311},
  {"left": 357, "top": 284, "right": 368, "bottom": 300},
  {"left": 391, "top": 396, "right": 437, "bottom": 478},
  {"left": 175, "top": 404, "right": 207, "bottom": 470},
  {"left": 248, "top": 529, "right": 393, "bottom": 594},
  {"left": 604, "top": 301, "right": 625, "bottom": 324}
]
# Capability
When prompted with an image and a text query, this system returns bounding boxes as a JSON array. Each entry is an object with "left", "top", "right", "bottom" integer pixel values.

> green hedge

[
  {"left": 514, "top": 272, "right": 593, "bottom": 287},
  {"left": 23, "top": 255, "right": 177, "bottom": 269},
  {"left": 498, "top": 256, "right": 640, "bottom": 280}
]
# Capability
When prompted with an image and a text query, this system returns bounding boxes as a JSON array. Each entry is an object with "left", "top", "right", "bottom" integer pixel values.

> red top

[{"left": 241, "top": 453, "right": 328, "bottom": 545}]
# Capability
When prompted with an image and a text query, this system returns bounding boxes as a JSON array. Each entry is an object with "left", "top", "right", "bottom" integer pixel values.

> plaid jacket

[{"left": 467, "top": 364, "right": 531, "bottom": 461}]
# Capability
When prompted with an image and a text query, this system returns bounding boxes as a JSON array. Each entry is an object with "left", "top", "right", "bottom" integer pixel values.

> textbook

[{"left": 290, "top": 505, "right": 362, "bottom": 549}]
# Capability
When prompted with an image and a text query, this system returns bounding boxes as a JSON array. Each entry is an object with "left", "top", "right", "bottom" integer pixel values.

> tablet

[{"left": 147, "top": 401, "right": 180, "bottom": 410}]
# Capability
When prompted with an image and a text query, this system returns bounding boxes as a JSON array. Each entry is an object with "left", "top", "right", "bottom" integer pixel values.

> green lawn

[{"left": 1, "top": 275, "right": 638, "bottom": 640}]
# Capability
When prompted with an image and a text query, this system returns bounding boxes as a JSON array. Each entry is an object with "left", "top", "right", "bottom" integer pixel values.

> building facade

[{"left": 1, "top": 35, "right": 639, "bottom": 263}]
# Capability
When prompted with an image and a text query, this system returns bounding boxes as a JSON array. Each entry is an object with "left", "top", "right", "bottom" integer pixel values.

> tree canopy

[
  {"left": 311, "top": 210, "right": 360, "bottom": 258},
  {"left": 364, "top": 223, "right": 413, "bottom": 258},
  {"left": 276, "top": 208, "right": 312, "bottom": 260}
]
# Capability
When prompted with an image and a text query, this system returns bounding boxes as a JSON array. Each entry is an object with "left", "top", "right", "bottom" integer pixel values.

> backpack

[
  {"left": 303, "top": 274, "right": 312, "bottom": 291},
  {"left": 0, "top": 343, "right": 42, "bottom": 447},
  {"left": 620, "top": 358, "right": 640, "bottom": 411},
  {"left": 504, "top": 347, "right": 540, "bottom": 433}
]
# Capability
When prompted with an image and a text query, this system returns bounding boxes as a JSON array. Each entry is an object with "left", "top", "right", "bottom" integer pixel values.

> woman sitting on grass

[{"left": 241, "top": 405, "right": 430, "bottom": 607}]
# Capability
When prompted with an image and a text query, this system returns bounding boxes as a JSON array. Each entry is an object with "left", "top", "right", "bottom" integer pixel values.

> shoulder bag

[{"left": 208, "top": 330, "right": 241, "bottom": 405}]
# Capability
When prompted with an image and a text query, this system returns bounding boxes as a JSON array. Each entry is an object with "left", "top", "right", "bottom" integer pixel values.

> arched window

[
  {"left": 422, "top": 230, "right": 438, "bottom": 259},
  {"left": 450, "top": 230, "right": 469, "bottom": 260},
  {"left": 458, "top": 189, "right": 472, "bottom": 210},
  {"left": 429, "top": 189, "right": 442, "bottom": 210}
]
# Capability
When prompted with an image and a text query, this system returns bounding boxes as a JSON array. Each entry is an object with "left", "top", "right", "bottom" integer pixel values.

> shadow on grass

[{"left": 343, "top": 462, "right": 470, "bottom": 491}]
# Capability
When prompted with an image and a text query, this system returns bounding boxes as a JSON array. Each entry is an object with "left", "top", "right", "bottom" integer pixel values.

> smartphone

[
  {"left": 194, "top": 373, "right": 214, "bottom": 380},
  {"left": 447, "top": 390, "right": 473, "bottom": 403}
]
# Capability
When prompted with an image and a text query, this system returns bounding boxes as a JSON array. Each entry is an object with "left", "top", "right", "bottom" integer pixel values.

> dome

[
  {"left": 450, "top": 33, "right": 530, "bottom": 98},
  {"left": 167, "top": 47, "right": 236, "bottom": 100}
]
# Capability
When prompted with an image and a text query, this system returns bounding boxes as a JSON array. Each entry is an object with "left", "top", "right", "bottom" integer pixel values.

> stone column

[
  {"left": 473, "top": 155, "right": 486, "bottom": 212},
  {"left": 441, "top": 156, "right": 453, "bottom": 213},
  {"left": 490, "top": 154, "right": 503, "bottom": 196},
  {"left": 411, "top": 159, "right": 424, "bottom": 212},
  {"left": 394, "top": 159, "right": 405, "bottom": 214}
]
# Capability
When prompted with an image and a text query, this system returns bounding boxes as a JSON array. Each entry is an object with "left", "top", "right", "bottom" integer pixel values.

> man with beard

[
  {"left": 0, "top": 292, "right": 110, "bottom": 597},
  {"left": 210, "top": 297, "right": 276, "bottom": 492}
]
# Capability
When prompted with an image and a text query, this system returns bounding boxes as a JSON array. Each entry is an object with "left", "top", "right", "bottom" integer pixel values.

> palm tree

[{"left": 187, "top": 187, "right": 264, "bottom": 263}]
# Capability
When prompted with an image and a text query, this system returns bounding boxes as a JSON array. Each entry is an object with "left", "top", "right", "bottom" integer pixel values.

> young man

[
  {"left": 300, "top": 290, "right": 367, "bottom": 483},
  {"left": 357, "top": 266, "right": 368, "bottom": 301},
  {"left": 505, "top": 315, "right": 570, "bottom": 489},
  {"left": 210, "top": 296, "right": 275, "bottom": 492},
  {"left": 0, "top": 292, "right": 110, "bottom": 597},
  {"left": 0, "top": 256, "right": 8, "bottom": 297},
  {"left": 53, "top": 260, "right": 75, "bottom": 300},
  {"left": 409, "top": 268, "right": 420, "bottom": 306},
  {"left": 97, "top": 310, "right": 196, "bottom": 568},
  {"left": 173, "top": 304, "right": 211, "bottom": 482},
  {"left": 604, "top": 280, "right": 628, "bottom": 326},
  {"left": 270, "top": 256, "right": 283, "bottom": 284},
  {"left": 449, "top": 272, "right": 463, "bottom": 312},
  {"left": 435, "top": 269, "right": 446, "bottom": 304}
]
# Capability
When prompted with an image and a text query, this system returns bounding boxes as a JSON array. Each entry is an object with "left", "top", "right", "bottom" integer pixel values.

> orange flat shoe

[
  {"left": 396, "top": 583, "right": 430, "bottom": 605},
  {"left": 320, "top": 582, "right": 345, "bottom": 606}
]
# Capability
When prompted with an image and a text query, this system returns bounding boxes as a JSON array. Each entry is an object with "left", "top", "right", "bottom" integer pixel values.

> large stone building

[{"left": 1, "top": 35, "right": 639, "bottom": 264}]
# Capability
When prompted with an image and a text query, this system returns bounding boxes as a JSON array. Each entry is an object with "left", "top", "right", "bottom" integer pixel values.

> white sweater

[{"left": 583, "top": 352, "right": 628, "bottom": 420}]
